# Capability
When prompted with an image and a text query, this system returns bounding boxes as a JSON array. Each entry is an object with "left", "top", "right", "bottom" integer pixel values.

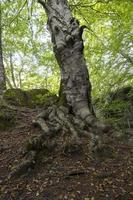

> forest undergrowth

[{"left": 0, "top": 88, "right": 133, "bottom": 200}]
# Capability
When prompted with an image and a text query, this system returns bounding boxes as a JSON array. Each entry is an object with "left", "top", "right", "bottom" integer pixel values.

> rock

[
  {"left": 3, "top": 88, "right": 58, "bottom": 108},
  {"left": 95, "top": 86, "right": 133, "bottom": 138},
  {"left": 0, "top": 100, "right": 16, "bottom": 130}
]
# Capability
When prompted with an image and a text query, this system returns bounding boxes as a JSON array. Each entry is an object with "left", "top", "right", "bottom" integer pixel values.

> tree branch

[
  {"left": 38, "top": 0, "right": 46, "bottom": 9},
  {"left": 120, "top": 52, "right": 133, "bottom": 65},
  {"left": 8, "top": 0, "right": 27, "bottom": 26}
]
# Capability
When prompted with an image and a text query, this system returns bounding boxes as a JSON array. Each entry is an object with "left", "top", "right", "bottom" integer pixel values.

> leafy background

[{"left": 1, "top": 0, "right": 133, "bottom": 130}]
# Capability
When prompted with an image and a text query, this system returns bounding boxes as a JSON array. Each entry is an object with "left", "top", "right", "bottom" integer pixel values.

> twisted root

[{"left": 9, "top": 105, "right": 112, "bottom": 178}]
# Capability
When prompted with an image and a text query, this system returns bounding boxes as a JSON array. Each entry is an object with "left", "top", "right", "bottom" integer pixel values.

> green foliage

[
  {"left": 2, "top": 0, "right": 60, "bottom": 92},
  {"left": 96, "top": 86, "right": 133, "bottom": 132},
  {"left": 68, "top": 0, "right": 133, "bottom": 100},
  {"left": 1, "top": 0, "right": 133, "bottom": 112}
]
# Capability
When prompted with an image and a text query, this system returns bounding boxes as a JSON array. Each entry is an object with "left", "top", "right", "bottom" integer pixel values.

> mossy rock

[
  {"left": 0, "top": 101, "right": 16, "bottom": 130},
  {"left": 0, "top": 89, "right": 59, "bottom": 130},
  {"left": 3, "top": 89, "right": 29, "bottom": 107},
  {"left": 110, "top": 86, "right": 133, "bottom": 103},
  {"left": 3, "top": 89, "right": 58, "bottom": 108},
  {"left": 26, "top": 89, "right": 58, "bottom": 107},
  {"left": 96, "top": 85, "right": 133, "bottom": 133}
]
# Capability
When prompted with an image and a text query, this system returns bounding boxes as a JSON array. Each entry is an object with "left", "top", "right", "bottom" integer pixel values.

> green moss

[
  {"left": 3, "top": 89, "right": 58, "bottom": 108},
  {"left": 96, "top": 86, "right": 133, "bottom": 133},
  {"left": 26, "top": 89, "right": 58, "bottom": 107},
  {"left": 58, "top": 93, "right": 67, "bottom": 106},
  {"left": 58, "top": 83, "right": 67, "bottom": 106},
  {"left": 0, "top": 82, "right": 6, "bottom": 92},
  {"left": 0, "top": 100, "right": 15, "bottom": 130},
  {"left": 0, "top": 88, "right": 59, "bottom": 130},
  {"left": 3, "top": 89, "right": 29, "bottom": 106}
]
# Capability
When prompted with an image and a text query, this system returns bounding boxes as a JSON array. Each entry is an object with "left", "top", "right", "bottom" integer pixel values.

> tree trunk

[
  {"left": 0, "top": 3, "right": 6, "bottom": 94},
  {"left": 9, "top": 52, "right": 17, "bottom": 88},
  {"left": 38, "top": 0, "right": 94, "bottom": 121}
]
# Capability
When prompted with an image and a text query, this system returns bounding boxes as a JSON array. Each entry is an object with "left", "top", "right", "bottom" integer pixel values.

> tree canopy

[{"left": 1, "top": 0, "right": 133, "bottom": 97}]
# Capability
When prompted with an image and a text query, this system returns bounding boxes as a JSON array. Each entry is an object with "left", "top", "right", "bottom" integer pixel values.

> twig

[{"left": 8, "top": 0, "right": 27, "bottom": 26}]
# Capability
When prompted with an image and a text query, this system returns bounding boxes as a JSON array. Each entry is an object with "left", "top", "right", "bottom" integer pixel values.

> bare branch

[
  {"left": 8, "top": 0, "right": 27, "bottom": 26},
  {"left": 121, "top": 52, "right": 133, "bottom": 65},
  {"left": 38, "top": 0, "right": 46, "bottom": 9}
]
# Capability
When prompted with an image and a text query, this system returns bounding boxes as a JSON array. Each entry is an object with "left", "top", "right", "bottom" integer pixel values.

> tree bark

[
  {"left": 9, "top": 52, "right": 17, "bottom": 88},
  {"left": 0, "top": 3, "right": 6, "bottom": 94},
  {"left": 38, "top": 0, "right": 94, "bottom": 121}
]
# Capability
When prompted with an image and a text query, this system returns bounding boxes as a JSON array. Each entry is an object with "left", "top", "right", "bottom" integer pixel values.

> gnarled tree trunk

[{"left": 38, "top": 0, "right": 94, "bottom": 122}]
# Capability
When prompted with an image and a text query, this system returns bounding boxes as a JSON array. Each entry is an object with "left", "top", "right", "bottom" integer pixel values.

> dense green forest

[
  {"left": 1, "top": 0, "right": 133, "bottom": 124},
  {"left": 0, "top": 0, "right": 133, "bottom": 200},
  {"left": 1, "top": 0, "right": 132, "bottom": 93}
]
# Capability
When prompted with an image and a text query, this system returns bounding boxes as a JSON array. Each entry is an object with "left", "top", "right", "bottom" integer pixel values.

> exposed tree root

[
  {"left": 8, "top": 151, "right": 36, "bottom": 179},
  {"left": 9, "top": 105, "right": 113, "bottom": 179}
]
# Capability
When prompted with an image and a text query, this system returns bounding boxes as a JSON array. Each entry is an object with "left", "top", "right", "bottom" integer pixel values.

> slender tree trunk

[
  {"left": 6, "top": 76, "right": 13, "bottom": 89},
  {"left": 0, "top": 3, "right": 6, "bottom": 94},
  {"left": 18, "top": 68, "right": 23, "bottom": 88},
  {"left": 9, "top": 53, "right": 17, "bottom": 88},
  {"left": 38, "top": 0, "right": 94, "bottom": 121}
]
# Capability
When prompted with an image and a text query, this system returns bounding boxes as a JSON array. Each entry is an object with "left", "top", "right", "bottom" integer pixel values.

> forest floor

[{"left": 0, "top": 106, "right": 133, "bottom": 200}]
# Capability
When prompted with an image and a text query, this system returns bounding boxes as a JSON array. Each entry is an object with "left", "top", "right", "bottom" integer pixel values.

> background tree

[{"left": 0, "top": 2, "right": 6, "bottom": 94}]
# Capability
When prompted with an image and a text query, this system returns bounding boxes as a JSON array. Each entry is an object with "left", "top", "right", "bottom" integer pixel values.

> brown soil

[{"left": 0, "top": 107, "right": 132, "bottom": 200}]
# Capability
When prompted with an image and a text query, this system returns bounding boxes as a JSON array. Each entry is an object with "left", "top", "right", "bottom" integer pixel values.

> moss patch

[
  {"left": 0, "top": 88, "right": 59, "bottom": 130},
  {"left": 0, "top": 101, "right": 15, "bottom": 131},
  {"left": 96, "top": 86, "right": 133, "bottom": 135},
  {"left": 3, "top": 89, "right": 58, "bottom": 108}
]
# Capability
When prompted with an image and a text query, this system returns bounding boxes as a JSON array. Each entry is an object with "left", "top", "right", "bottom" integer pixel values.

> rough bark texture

[
  {"left": 38, "top": 0, "right": 94, "bottom": 121},
  {"left": 0, "top": 4, "right": 6, "bottom": 94}
]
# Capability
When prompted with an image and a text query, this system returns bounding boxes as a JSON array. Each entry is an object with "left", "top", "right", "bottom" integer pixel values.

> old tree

[
  {"left": 39, "top": 0, "right": 93, "bottom": 120},
  {"left": 10, "top": 0, "right": 112, "bottom": 177},
  {"left": 37, "top": 0, "right": 109, "bottom": 130}
]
